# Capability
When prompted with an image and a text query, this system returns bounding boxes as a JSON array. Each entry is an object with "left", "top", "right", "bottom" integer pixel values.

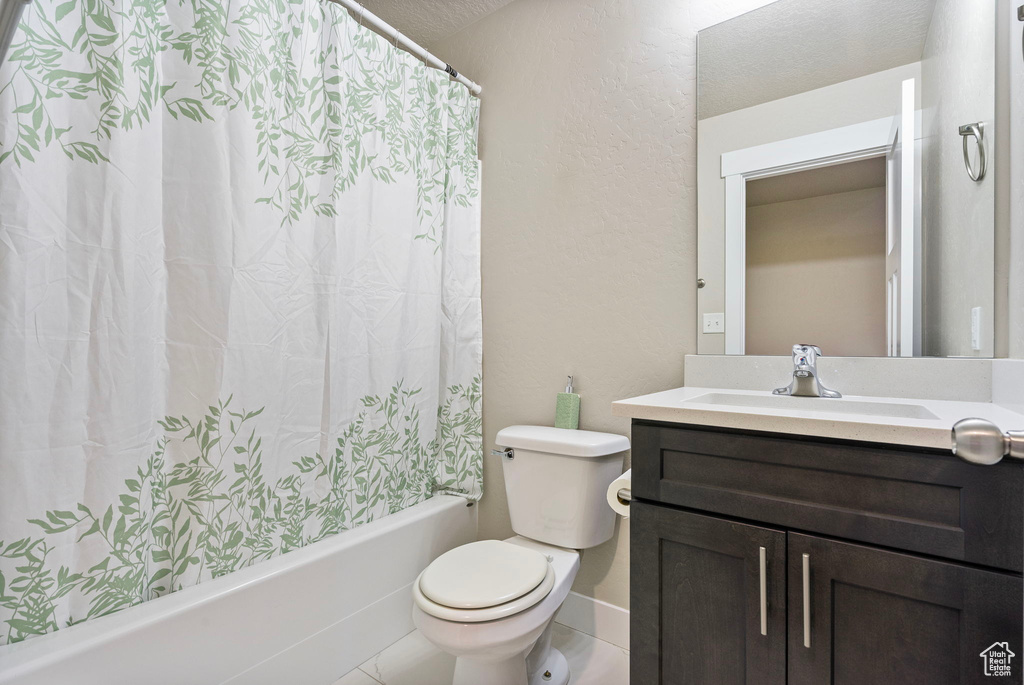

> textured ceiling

[
  {"left": 746, "top": 157, "right": 886, "bottom": 207},
  {"left": 359, "top": 0, "right": 517, "bottom": 46},
  {"left": 698, "top": 0, "right": 938, "bottom": 119}
]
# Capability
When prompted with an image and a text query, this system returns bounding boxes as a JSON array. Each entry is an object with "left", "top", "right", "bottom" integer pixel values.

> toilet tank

[{"left": 495, "top": 426, "right": 629, "bottom": 549}]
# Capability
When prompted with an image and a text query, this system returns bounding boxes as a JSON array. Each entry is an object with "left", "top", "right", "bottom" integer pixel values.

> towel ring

[{"left": 958, "top": 122, "right": 986, "bottom": 183}]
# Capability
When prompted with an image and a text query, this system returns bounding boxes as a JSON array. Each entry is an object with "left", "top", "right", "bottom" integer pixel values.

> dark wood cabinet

[
  {"left": 787, "top": 533, "right": 1022, "bottom": 685},
  {"left": 631, "top": 420, "right": 1024, "bottom": 685},
  {"left": 631, "top": 421, "right": 1024, "bottom": 571},
  {"left": 632, "top": 503, "right": 786, "bottom": 685}
]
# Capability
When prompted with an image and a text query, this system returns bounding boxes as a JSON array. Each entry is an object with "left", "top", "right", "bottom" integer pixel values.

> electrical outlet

[
  {"left": 703, "top": 313, "right": 725, "bottom": 334},
  {"left": 971, "top": 307, "right": 982, "bottom": 351}
]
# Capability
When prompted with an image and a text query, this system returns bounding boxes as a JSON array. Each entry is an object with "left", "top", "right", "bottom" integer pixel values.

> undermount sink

[{"left": 685, "top": 392, "right": 940, "bottom": 421}]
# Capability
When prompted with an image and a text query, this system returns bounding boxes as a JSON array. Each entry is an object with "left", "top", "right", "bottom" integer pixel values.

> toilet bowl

[
  {"left": 411, "top": 425, "right": 629, "bottom": 685},
  {"left": 412, "top": 537, "right": 580, "bottom": 685}
]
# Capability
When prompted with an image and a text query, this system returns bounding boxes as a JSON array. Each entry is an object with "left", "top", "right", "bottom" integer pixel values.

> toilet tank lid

[{"left": 496, "top": 425, "right": 630, "bottom": 457}]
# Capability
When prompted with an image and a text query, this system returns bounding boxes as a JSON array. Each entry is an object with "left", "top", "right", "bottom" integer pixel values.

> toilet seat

[
  {"left": 414, "top": 565, "right": 555, "bottom": 623},
  {"left": 413, "top": 540, "right": 556, "bottom": 623},
  {"left": 420, "top": 540, "right": 549, "bottom": 608}
]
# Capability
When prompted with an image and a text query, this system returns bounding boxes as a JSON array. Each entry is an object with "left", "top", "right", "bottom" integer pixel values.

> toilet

[{"left": 412, "top": 425, "right": 629, "bottom": 685}]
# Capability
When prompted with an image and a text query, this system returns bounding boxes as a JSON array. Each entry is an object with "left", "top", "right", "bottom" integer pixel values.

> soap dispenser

[{"left": 555, "top": 376, "right": 580, "bottom": 429}]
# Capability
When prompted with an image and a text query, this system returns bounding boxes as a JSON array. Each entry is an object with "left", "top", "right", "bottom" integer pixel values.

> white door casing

[{"left": 884, "top": 78, "right": 923, "bottom": 356}]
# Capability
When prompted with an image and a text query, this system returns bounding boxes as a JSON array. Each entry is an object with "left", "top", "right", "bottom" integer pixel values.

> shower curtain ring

[
  {"left": 358, "top": 4, "right": 363, "bottom": 27},
  {"left": 394, "top": 30, "right": 401, "bottom": 48}
]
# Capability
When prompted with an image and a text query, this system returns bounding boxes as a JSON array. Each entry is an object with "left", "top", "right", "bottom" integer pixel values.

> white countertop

[{"left": 611, "top": 387, "right": 1024, "bottom": 450}]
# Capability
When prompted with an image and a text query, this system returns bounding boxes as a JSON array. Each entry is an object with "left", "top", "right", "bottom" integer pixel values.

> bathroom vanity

[
  {"left": 627, "top": 0, "right": 1024, "bottom": 675},
  {"left": 616, "top": 388, "right": 1024, "bottom": 685}
]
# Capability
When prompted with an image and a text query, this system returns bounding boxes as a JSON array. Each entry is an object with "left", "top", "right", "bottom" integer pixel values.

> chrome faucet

[{"left": 773, "top": 344, "right": 841, "bottom": 398}]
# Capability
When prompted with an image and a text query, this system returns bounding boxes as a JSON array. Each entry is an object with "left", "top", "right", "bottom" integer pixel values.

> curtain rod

[
  {"left": 327, "top": 0, "right": 481, "bottom": 96},
  {"left": 0, "top": 0, "right": 30, "bottom": 65},
  {"left": 0, "top": 0, "right": 481, "bottom": 95}
]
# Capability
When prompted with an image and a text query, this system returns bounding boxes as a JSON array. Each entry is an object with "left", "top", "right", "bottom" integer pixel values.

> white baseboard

[{"left": 555, "top": 591, "right": 630, "bottom": 651}]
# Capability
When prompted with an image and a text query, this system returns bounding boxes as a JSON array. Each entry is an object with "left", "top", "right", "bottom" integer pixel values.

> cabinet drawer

[{"left": 632, "top": 421, "right": 1024, "bottom": 572}]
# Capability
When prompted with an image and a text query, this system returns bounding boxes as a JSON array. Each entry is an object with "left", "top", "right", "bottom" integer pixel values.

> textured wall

[
  {"left": 360, "top": 0, "right": 516, "bottom": 45},
  {"left": 920, "top": 0, "right": 996, "bottom": 357},
  {"left": 745, "top": 188, "right": 888, "bottom": 357},
  {"left": 429, "top": 0, "right": 777, "bottom": 610}
]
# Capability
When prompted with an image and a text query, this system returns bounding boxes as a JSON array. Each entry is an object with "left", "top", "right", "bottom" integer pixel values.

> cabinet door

[
  {"left": 632, "top": 502, "right": 786, "bottom": 685},
  {"left": 788, "top": 532, "right": 1023, "bottom": 685}
]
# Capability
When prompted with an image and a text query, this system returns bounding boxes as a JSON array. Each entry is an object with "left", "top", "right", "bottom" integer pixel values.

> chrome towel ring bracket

[{"left": 958, "top": 122, "right": 986, "bottom": 182}]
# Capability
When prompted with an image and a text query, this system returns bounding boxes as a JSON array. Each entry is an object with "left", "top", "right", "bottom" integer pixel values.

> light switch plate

[{"left": 703, "top": 313, "right": 725, "bottom": 334}]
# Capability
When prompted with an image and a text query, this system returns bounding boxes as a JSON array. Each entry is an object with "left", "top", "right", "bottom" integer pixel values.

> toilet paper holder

[{"left": 607, "top": 469, "right": 633, "bottom": 518}]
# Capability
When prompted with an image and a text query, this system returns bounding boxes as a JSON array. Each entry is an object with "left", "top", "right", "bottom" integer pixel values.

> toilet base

[
  {"left": 528, "top": 647, "right": 569, "bottom": 685},
  {"left": 450, "top": 645, "right": 569, "bottom": 685},
  {"left": 448, "top": 618, "right": 571, "bottom": 685},
  {"left": 452, "top": 653, "right": 529, "bottom": 685}
]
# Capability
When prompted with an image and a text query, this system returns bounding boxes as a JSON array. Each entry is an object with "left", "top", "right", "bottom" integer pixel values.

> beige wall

[
  {"left": 430, "top": 0, "right": 780, "bottom": 610},
  {"left": 745, "top": 188, "right": 887, "bottom": 357},
  {"left": 920, "top": 0, "right": 996, "bottom": 357},
  {"left": 697, "top": 63, "right": 922, "bottom": 354}
]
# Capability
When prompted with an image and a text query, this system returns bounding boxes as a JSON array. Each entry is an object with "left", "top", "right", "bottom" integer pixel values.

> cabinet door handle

[
  {"left": 802, "top": 552, "right": 811, "bottom": 648},
  {"left": 759, "top": 546, "right": 767, "bottom": 636}
]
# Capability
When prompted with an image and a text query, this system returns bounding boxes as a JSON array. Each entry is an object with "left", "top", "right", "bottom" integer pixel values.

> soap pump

[{"left": 555, "top": 375, "right": 581, "bottom": 429}]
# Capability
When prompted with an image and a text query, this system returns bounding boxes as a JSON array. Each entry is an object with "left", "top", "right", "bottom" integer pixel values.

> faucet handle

[
  {"left": 792, "top": 344, "right": 823, "bottom": 366},
  {"left": 795, "top": 343, "right": 823, "bottom": 357}
]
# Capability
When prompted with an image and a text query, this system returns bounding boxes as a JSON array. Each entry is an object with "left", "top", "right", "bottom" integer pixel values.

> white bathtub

[{"left": 0, "top": 495, "right": 477, "bottom": 685}]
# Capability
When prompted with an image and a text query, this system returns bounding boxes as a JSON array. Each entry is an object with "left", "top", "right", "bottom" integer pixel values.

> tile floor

[{"left": 333, "top": 623, "right": 629, "bottom": 685}]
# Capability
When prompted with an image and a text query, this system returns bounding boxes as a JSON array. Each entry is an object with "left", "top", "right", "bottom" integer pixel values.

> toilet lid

[{"left": 419, "top": 540, "right": 549, "bottom": 609}]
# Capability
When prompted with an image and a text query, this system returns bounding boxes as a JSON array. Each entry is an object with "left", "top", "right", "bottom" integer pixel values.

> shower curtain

[{"left": 0, "top": 0, "right": 481, "bottom": 645}]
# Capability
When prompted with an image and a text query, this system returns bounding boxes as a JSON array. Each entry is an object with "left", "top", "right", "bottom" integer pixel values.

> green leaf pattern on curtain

[
  {"left": 0, "top": 0, "right": 479, "bottom": 234},
  {"left": 0, "top": 378, "right": 480, "bottom": 644},
  {"left": 0, "top": 0, "right": 482, "bottom": 647}
]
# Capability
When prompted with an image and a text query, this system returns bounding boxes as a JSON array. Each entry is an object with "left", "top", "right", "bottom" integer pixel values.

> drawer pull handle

[
  {"left": 759, "top": 546, "right": 767, "bottom": 636},
  {"left": 802, "top": 553, "right": 811, "bottom": 648}
]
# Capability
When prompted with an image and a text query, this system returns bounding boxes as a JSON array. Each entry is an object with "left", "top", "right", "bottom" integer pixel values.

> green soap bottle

[{"left": 555, "top": 376, "right": 580, "bottom": 429}]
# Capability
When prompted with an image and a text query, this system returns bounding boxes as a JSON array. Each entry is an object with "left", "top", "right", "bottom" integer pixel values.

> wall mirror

[{"left": 696, "top": 0, "right": 1003, "bottom": 357}]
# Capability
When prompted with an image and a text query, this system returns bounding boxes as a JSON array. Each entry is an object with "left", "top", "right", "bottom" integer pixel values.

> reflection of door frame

[{"left": 720, "top": 117, "right": 896, "bottom": 355}]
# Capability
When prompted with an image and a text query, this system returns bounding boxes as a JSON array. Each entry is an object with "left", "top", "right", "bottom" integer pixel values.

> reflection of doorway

[
  {"left": 744, "top": 159, "right": 887, "bottom": 356},
  {"left": 721, "top": 79, "right": 920, "bottom": 355}
]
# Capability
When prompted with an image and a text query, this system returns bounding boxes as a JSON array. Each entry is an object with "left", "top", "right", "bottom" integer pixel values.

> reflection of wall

[
  {"left": 746, "top": 188, "right": 887, "bottom": 357},
  {"left": 1008, "top": 0, "right": 1024, "bottom": 358},
  {"left": 697, "top": 63, "right": 922, "bottom": 354},
  {"left": 920, "top": 0, "right": 995, "bottom": 357}
]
